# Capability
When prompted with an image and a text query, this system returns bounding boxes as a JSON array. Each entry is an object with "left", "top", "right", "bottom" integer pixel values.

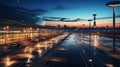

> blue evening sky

[{"left": 0, "top": 0, "right": 120, "bottom": 27}]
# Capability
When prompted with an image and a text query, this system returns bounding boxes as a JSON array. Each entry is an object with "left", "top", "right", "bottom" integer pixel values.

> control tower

[{"left": 93, "top": 14, "right": 97, "bottom": 28}]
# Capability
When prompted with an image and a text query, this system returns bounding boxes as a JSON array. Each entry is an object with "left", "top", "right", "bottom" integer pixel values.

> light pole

[
  {"left": 88, "top": 20, "right": 92, "bottom": 43},
  {"left": 106, "top": 0, "right": 120, "bottom": 54},
  {"left": 93, "top": 14, "right": 97, "bottom": 29},
  {"left": 87, "top": 20, "right": 93, "bottom": 63}
]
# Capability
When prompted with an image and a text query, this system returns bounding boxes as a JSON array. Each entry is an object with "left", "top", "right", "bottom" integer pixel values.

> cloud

[
  {"left": 97, "top": 15, "right": 120, "bottom": 20},
  {"left": 14, "top": 7, "right": 48, "bottom": 16},
  {"left": 52, "top": 5, "right": 69, "bottom": 10},
  {"left": 116, "top": 15, "right": 120, "bottom": 18}
]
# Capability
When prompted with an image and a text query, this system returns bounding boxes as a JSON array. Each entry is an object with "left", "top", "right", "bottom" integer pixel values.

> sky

[{"left": 0, "top": 0, "right": 120, "bottom": 27}]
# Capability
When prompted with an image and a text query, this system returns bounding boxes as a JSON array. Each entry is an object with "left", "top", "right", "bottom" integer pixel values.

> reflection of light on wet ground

[
  {"left": 3, "top": 56, "right": 17, "bottom": 67},
  {"left": 37, "top": 49, "right": 43, "bottom": 57},
  {"left": 57, "top": 47, "right": 67, "bottom": 51},
  {"left": 24, "top": 47, "right": 34, "bottom": 54},
  {"left": 98, "top": 46, "right": 112, "bottom": 51},
  {"left": 26, "top": 58, "right": 32, "bottom": 64},
  {"left": 26, "top": 64, "right": 31, "bottom": 67},
  {"left": 111, "top": 54, "right": 120, "bottom": 59},
  {"left": 0, "top": 34, "right": 69, "bottom": 66},
  {"left": 14, "top": 53, "right": 34, "bottom": 59},
  {"left": 83, "top": 50, "right": 86, "bottom": 53},
  {"left": 50, "top": 39, "right": 56, "bottom": 43},
  {"left": 106, "top": 64, "right": 114, "bottom": 67},
  {"left": 25, "top": 53, "right": 34, "bottom": 66},
  {"left": 35, "top": 44, "right": 41, "bottom": 49},
  {"left": 48, "top": 57, "right": 66, "bottom": 62},
  {"left": 27, "top": 54, "right": 33, "bottom": 59},
  {"left": 24, "top": 47, "right": 29, "bottom": 53},
  {"left": 47, "top": 41, "right": 53, "bottom": 48},
  {"left": 88, "top": 59, "right": 92, "bottom": 62},
  {"left": 93, "top": 35, "right": 99, "bottom": 47}
]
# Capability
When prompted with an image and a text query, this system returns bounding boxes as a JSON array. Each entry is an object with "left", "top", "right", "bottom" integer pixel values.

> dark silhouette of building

[
  {"left": 56, "top": 24, "right": 61, "bottom": 29},
  {"left": 63, "top": 24, "right": 68, "bottom": 29}
]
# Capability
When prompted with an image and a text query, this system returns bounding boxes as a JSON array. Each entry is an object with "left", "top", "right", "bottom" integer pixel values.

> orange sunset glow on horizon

[{"left": 45, "top": 19, "right": 120, "bottom": 28}]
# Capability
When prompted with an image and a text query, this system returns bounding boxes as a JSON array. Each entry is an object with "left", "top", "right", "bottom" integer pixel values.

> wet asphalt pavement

[
  {"left": 29, "top": 33, "right": 120, "bottom": 67},
  {"left": 1, "top": 33, "right": 120, "bottom": 67}
]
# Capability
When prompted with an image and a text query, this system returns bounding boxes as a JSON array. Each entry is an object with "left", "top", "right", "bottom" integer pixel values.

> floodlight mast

[{"left": 106, "top": 1, "right": 120, "bottom": 54}]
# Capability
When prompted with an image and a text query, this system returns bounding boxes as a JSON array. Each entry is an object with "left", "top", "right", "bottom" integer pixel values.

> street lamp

[{"left": 106, "top": 0, "right": 120, "bottom": 54}]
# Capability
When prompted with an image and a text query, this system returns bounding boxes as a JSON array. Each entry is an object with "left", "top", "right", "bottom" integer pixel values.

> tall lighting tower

[
  {"left": 106, "top": 0, "right": 120, "bottom": 54},
  {"left": 93, "top": 14, "right": 97, "bottom": 28}
]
